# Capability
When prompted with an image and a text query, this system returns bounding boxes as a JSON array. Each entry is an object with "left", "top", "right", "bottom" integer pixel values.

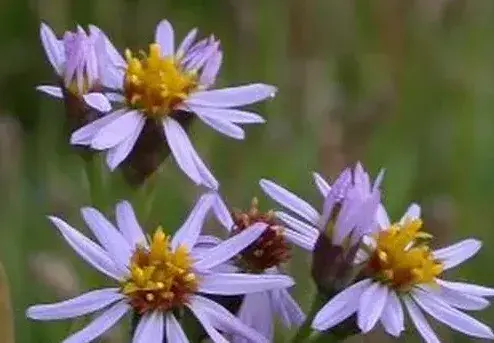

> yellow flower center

[
  {"left": 120, "top": 227, "right": 198, "bottom": 314},
  {"left": 367, "top": 219, "right": 443, "bottom": 292},
  {"left": 124, "top": 44, "right": 198, "bottom": 118}
]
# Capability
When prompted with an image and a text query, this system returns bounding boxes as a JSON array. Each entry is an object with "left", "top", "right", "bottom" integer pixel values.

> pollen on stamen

[
  {"left": 366, "top": 219, "right": 444, "bottom": 292},
  {"left": 120, "top": 227, "right": 198, "bottom": 314},
  {"left": 232, "top": 197, "right": 291, "bottom": 273},
  {"left": 123, "top": 43, "right": 198, "bottom": 118}
]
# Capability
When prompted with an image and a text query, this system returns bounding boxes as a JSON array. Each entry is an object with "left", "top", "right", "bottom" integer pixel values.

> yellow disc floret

[
  {"left": 121, "top": 227, "right": 198, "bottom": 314},
  {"left": 124, "top": 44, "right": 198, "bottom": 118},
  {"left": 367, "top": 218, "right": 443, "bottom": 292}
]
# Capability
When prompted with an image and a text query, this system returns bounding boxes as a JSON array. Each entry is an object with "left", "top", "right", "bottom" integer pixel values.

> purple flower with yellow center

[
  {"left": 26, "top": 194, "right": 294, "bottom": 343},
  {"left": 311, "top": 203, "right": 494, "bottom": 342},
  {"left": 70, "top": 20, "right": 276, "bottom": 188},
  {"left": 259, "top": 163, "right": 383, "bottom": 251},
  {"left": 204, "top": 195, "right": 305, "bottom": 342},
  {"left": 38, "top": 23, "right": 112, "bottom": 112}
]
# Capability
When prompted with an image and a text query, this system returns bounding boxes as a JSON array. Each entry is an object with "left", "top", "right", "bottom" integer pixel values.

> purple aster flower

[
  {"left": 259, "top": 162, "right": 384, "bottom": 251},
  {"left": 202, "top": 194, "right": 305, "bottom": 342},
  {"left": 38, "top": 23, "right": 112, "bottom": 112},
  {"left": 312, "top": 203, "right": 494, "bottom": 342},
  {"left": 26, "top": 194, "right": 293, "bottom": 343},
  {"left": 70, "top": 19, "right": 276, "bottom": 188}
]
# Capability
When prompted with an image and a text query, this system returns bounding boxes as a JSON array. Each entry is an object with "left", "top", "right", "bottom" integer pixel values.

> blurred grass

[{"left": 0, "top": 0, "right": 493, "bottom": 342}]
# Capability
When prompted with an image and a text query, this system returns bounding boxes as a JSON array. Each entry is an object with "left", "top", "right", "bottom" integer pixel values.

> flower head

[
  {"left": 38, "top": 23, "right": 111, "bottom": 113},
  {"left": 70, "top": 19, "right": 276, "bottom": 188},
  {"left": 259, "top": 162, "right": 383, "bottom": 251},
  {"left": 205, "top": 193, "right": 305, "bottom": 342},
  {"left": 26, "top": 195, "right": 293, "bottom": 342},
  {"left": 311, "top": 203, "right": 494, "bottom": 342}
]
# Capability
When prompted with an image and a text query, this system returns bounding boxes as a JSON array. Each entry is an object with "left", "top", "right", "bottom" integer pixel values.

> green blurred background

[{"left": 0, "top": 0, "right": 493, "bottom": 342}]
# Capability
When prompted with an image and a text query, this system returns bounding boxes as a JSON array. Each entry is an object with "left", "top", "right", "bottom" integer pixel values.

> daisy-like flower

[
  {"left": 26, "top": 194, "right": 294, "bottom": 343},
  {"left": 259, "top": 163, "right": 383, "bottom": 252},
  {"left": 38, "top": 23, "right": 112, "bottom": 112},
  {"left": 70, "top": 19, "right": 276, "bottom": 188},
  {"left": 204, "top": 195, "right": 305, "bottom": 342},
  {"left": 311, "top": 203, "right": 494, "bottom": 342}
]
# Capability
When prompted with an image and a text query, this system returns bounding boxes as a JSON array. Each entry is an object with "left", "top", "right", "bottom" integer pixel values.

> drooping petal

[
  {"left": 380, "top": 291, "right": 404, "bottom": 337},
  {"left": 412, "top": 289, "right": 494, "bottom": 339},
  {"left": 235, "top": 292, "right": 273, "bottom": 342},
  {"left": 427, "top": 284, "right": 489, "bottom": 311},
  {"left": 198, "top": 273, "right": 293, "bottom": 295},
  {"left": 171, "top": 194, "right": 214, "bottom": 251},
  {"left": 270, "top": 288, "right": 306, "bottom": 328},
  {"left": 190, "top": 295, "right": 269, "bottom": 343},
  {"left": 91, "top": 110, "right": 144, "bottom": 150},
  {"left": 48, "top": 216, "right": 123, "bottom": 280},
  {"left": 433, "top": 239, "right": 481, "bottom": 270},
  {"left": 37, "top": 85, "right": 64, "bottom": 98},
  {"left": 187, "top": 137, "right": 219, "bottom": 190},
  {"left": 163, "top": 117, "right": 203, "bottom": 186},
  {"left": 40, "top": 23, "right": 64, "bottom": 75},
  {"left": 312, "top": 279, "right": 372, "bottom": 331},
  {"left": 193, "top": 223, "right": 267, "bottom": 271},
  {"left": 132, "top": 311, "right": 164, "bottom": 343},
  {"left": 283, "top": 229, "right": 317, "bottom": 251},
  {"left": 166, "top": 313, "right": 189, "bottom": 343},
  {"left": 187, "top": 84, "right": 277, "bottom": 108},
  {"left": 106, "top": 114, "right": 145, "bottom": 170},
  {"left": 187, "top": 301, "right": 228, "bottom": 343},
  {"left": 403, "top": 296, "right": 440, "bottom": 343},
  {"left": 80, "top": 207, "right": 132, "bottom": 272},
  {"left": 155, "top": 20, "right": 175, "bottom": 57},
  {"left": 187, "top": 106, "right": 266, "bottom": 124},
  {"left": 70, "top": 109, "right": 126, "bottom": 146},
  {"left": 275, "top": 211, "right": 319, "bottom": 239},
  {"left": 260, "top": 179, "right": 320, "bottom": 225},
  {"left": 27, "top": 288, "right": 123, "bottom": 320},
  {"left": 357, "top": 282, "right": 389, "bottom": 333},
  {"left": 313, "top": 172, "right": 331, "bottom": 197},
  {"left": 197, "top": 115, "right": 245, "bottom": 140},
  {"left": 115, "top": 201, "right": 146, "bottom": 247},
  {"left": 83, "top": 93, "right": 112, "bottom": 112},
  {"left": 62, "top": 301, "right": 129, "bottom": 343},
  {"left": 436, "top": 279, "right": 494, "bottom": 297},
  {"left": 210, "top": 192, "right": 234, "bottom": 231}
]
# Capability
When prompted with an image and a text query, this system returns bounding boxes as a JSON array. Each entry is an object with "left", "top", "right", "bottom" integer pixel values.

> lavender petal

[
  {"left": 83, "top": 93, "right": 112, "bottom": 112},
  {"left": 62, "top": 301, "right": 129, "bottom": 343},
  {"left": 70, "top": 109, "right": 126, "bottom": 146},
  {"left": 433, "top": 239, "right": 482, "bottom": 270},
  {"left": 115, "top": 201, "right": 146, "bottom": 248},
  {"left": 357, "top": 282, "right": 389, "bottom": 332},
  {"left": 193, "top": 223, "right": 267, "bottom": 271},
  {"left": 37, "top": 85, "right": 64, "bottom": 98},
  {"left": 198, "top": 273, "right": 293, "bottom": 295},
  {"left": 312, "top": 279, "right": 372, "bottom": 331},
  {"left": 165, "top": 313, "right": 189, "bottom": 343},
  {"left": 90, "top": 110, "right": 144, "bottom": 150},
  {"left": 106, "top": 114, "right": 145, "bottom": 170},
  {"left": 403, "top": 296, "right": 440, "bottom": 343},
  {"left": 259, "top": 179, "right": 320, "bottom": 225},
  {"left": 40, "top": 23, "right": 64, "bottom": 75},
  {"left": 379, "top": 291, "right": 404, "bottom": 337},
  {"left": 155, "top": 20, "right": 175, "bottom": 57},
  {"left": 27, "top": 288, "right": 123, "bottom": 320},
  {"left": 132, "top": 312, "right": 164, "bottom": 343},
  {"left": 48, "top": 216, "right": 123, "bottom": 280},
  {"left": 186, "top": 84, "right": 277, "bottom": 108},
  {"left": 171, "top": 194, "right": 215, "bottom": 251}
]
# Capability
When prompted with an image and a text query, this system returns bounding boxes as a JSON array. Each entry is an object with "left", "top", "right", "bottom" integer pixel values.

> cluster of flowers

[{"left": 27, "top": 19, "right": 494, "bottom": 343}]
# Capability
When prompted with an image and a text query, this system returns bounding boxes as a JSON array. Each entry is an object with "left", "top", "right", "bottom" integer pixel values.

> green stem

[
  {"left": 84, "top": 156, "right": 105, "bottom": 210},
  {"left": 291, "top": 293, "right": 327, "bottom": 343}
]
